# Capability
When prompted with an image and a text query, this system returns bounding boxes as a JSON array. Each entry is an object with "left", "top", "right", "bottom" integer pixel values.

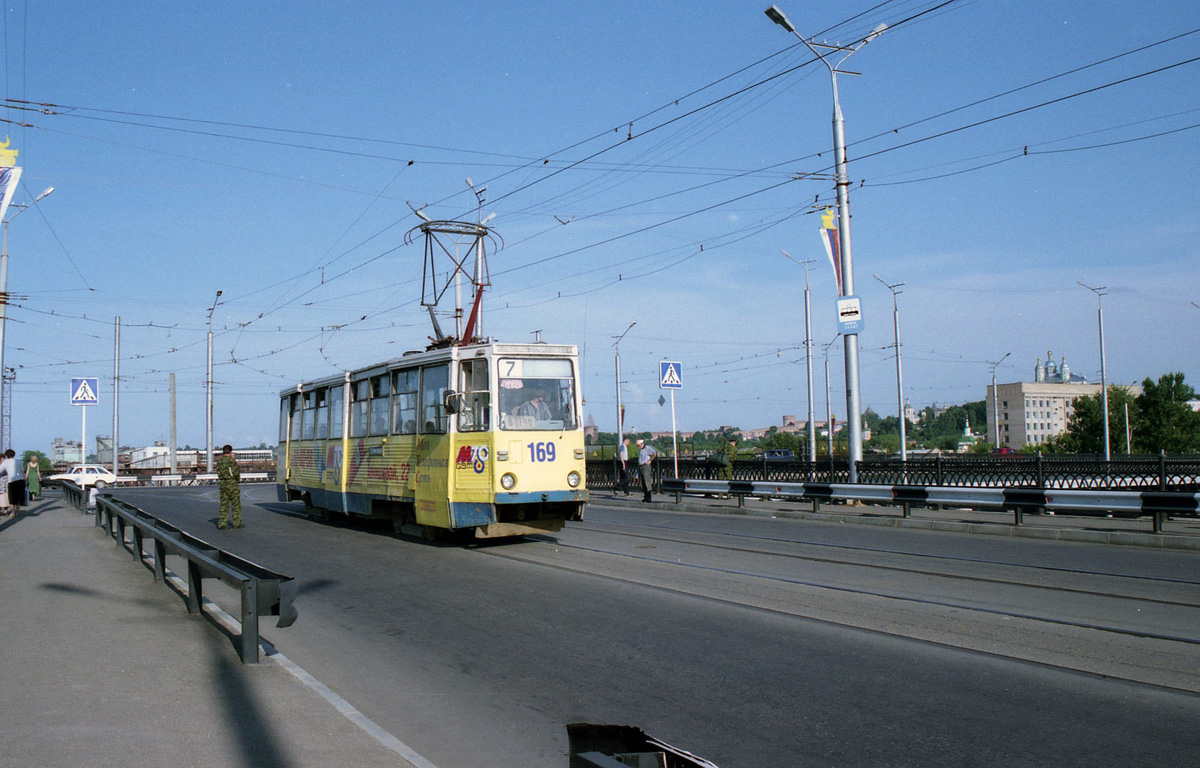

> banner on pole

[{"left": 819, "top": 208, "right": 843, "bottom": 297}]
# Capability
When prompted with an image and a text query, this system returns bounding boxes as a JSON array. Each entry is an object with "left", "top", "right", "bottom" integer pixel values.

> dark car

[{"left": 763, "top": 449, "right": 794, "bottom": 460}]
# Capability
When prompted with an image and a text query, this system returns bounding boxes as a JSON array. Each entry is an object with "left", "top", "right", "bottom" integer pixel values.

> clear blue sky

[{"left": 4, "top": 0, "right": 1197, "bottom": 454}]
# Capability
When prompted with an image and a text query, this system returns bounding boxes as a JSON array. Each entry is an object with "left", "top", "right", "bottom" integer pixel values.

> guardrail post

[
  {"left": 240, "top": 580, "right": 260, "bottom": 664},
  {"left": 186, "top": 560, "right": 203, "bottom": 616},
  {"left": 1153, "top": 511, "right": 1165, "bottom": 534},
  {"left": 153, "top": 540, "right": 166, "bottom": 583}
]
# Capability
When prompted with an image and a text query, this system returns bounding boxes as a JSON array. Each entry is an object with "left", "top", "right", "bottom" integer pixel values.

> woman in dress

[{"left": 25, "top": 456, "right": 40, "bottom": 501}]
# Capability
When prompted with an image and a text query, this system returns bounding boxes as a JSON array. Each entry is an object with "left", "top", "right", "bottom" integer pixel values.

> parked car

[
  {"left": 991, "top": 447, "right": 1019, "bottom": 456},
  {"left": 45, "top": 464, "right": 118, "bottom": 488},
  {"left": 762, "top": 449, "right": 795, "bottom": 461}
]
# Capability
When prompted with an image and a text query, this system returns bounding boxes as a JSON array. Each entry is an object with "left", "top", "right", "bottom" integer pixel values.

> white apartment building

[{"left": 986, "top": 353, "right": 1141, "bottom": 448}]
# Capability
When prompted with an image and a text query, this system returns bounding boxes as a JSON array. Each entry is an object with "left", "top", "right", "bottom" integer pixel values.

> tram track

[
  {"left": 472, "top": 516, "right": 1200, "bottom": 695},
  {"left": 567, "top": 520, "right": 1200, "bottom": 609}
]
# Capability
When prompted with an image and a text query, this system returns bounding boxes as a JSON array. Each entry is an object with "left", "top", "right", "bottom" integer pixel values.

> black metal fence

[{"left": 587, "top": 454, "right": 1200, "bottom": 493}]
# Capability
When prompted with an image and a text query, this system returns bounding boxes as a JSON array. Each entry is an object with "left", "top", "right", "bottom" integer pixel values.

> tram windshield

[{"left": 497, "top": 358, "right": 577, "bottom": 431}]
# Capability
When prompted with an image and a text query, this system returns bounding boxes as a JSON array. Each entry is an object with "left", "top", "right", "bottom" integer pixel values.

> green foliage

[
  {"left": 1047, "top": 386, "right": 1137, "bottom": 454},
  {"left": 1134, "top": 372, "right": 1200, "bottom": 453},
  {"left": 21, "top": 450, "right": 52, "bottom": 473}
]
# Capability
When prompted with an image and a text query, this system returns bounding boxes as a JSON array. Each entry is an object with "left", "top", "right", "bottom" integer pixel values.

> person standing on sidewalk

[
  {"left": 216, "top": 445, "right": 242, "bottom": 529},
  {"left": 616, "top": 437, "right": 632, "bottom": 496},
  {"left": 636, "top": 438, "right": 658, "bottom": 503},
  {"left": 0, "top": 449, "right": 25, "bottom": 515}
]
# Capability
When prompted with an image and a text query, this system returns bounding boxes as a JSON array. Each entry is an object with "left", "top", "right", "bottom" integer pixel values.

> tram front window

[{"left": 498, "top": 358, "right": 577, "bottom": 431}]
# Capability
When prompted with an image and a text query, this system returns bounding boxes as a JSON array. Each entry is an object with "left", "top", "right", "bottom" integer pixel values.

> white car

[{"left": 45, "top": 464, "right": 118, "bottom": 489}]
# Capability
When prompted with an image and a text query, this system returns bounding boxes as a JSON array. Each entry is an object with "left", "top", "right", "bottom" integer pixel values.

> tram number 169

[{"left": 527, "top": 442, "right": 557, "bottom": 462}]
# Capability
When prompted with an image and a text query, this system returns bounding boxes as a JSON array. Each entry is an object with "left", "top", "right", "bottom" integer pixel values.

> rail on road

[{"left": 90, "top": 494, "right": 297, "bottom": 663}]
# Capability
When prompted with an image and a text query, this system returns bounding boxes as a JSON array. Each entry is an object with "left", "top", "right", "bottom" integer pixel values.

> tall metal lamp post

[
  {"left": 0, "top": 185, "right": 53, "bottom": 448},
  {"left": 820, "top": 333, "right": 840, "bottom": 459},
  {"left": 988, "top": 352, "right": 1011, "bottom": 448},
  {"left": 873, "top": 274, "right": 906, "bottom": 461},
  {"left": 1078, "top": 281, "right": 1110, "bottom": 461},
  {"left": 206, "top": 289, "right": 223, "bottom": 473},
  {"left": 765, "top": 5, "right": 885, "bottom": 482},
  {"left": 782, "top": 250, "right": 817, "bottom": 465}
]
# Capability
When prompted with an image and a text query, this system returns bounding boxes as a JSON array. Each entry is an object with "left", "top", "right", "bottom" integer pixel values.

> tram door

[{"left": 414, "top": 364, "right": 453, "bottom": 527}]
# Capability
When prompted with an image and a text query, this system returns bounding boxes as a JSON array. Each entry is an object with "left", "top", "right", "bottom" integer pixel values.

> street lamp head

[
  {"left": 765, "top": 5, "right": 796, "bottom": 34},
  {"left": 34, "top": 186, "right": 54, "bottom": 202},
  {"left": 865, "top": 23, "right": 888, "bottom": 42}
]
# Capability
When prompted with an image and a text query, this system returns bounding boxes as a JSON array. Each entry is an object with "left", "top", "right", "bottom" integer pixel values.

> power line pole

[
  {"left": 874, "top": 274, "right": 906, "bottom": 462},
  {"left": 1079, "top": 281, "right": 1110, "bottom": 461}
]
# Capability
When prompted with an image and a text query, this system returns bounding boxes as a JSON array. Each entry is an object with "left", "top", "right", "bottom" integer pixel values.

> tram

[{"left": 277, "top": 339, "right": 586, "bottom": 538}]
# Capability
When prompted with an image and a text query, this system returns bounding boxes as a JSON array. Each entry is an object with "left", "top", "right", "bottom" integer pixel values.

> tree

[
  {"left": 1047, "top": 386, "right": 1138, "bottom": 455},
  {"left": 1134, "top": 372, "right": 1200, "bottom": 453}
]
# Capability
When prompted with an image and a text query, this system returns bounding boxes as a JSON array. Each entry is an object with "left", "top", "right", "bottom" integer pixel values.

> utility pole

[
  {"left": 874, "top": 274, "right": 906, "bottom": 462},
  {"left": 988, "top": 352, "right": 1011, "bottom": 448},
  {"left": 206, "top": 290, "right": 222, "bottom": 473},
  {"left": 821, "top": 334, "right": 840, "bottom": 459},
  {"left": 113, "top": 317, "right": 120, "bottom": 476},
  {"left": 766, "top": 5, "right": 886, "bottom": 482},
  {"left": 1079, "top": 282, "right": 1110, "bottom": 461},
  {"left": 782, "top": 251, "right": 818, "bottom": 464},
  {"left": 613, "top": 321, "right": 636, "bottom": 465}
]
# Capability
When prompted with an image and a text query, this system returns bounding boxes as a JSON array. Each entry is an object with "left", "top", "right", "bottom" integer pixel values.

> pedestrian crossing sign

[
  {"left": 659, "top": 361, "right": 683, "bottom": 389},
  {"left": 70, "top": 377, "right": 99, "bottom": 406}
]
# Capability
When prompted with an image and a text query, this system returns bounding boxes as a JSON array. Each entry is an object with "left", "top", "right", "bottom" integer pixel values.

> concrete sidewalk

[
  {"left": 597, "top": 488, "right": 1200, "bottom": 551},
  {"left": 0, "top": 498, "right": 418, "bottom": 768}
]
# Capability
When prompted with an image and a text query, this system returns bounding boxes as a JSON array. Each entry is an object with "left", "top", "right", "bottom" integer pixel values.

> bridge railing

[
  {"left": 92, "top": 494, "right": 297, "bottom": 663},
  {"left": 587, "top": 454, "right": 1200, "bottom": 493}
]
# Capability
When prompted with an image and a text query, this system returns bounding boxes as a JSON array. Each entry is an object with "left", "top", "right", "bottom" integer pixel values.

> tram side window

[
  {"left": 279, "top": 398, "right": 291, "bottom": 443},
  {"left": 329, "top": 384, "right": 344, "bottom": 440},
  {"left": 350, "top": 380, "right": 370, "bottom": 438},
  {"left": 314, "top": 388, "right": 329, "bottom": 439},
  {"left": 392, "top": 369, "right": 418, "bottom": 434},
  {"left": 420, "top": 364, "right": 449, "bottom": 434},
  {"left": 289, "top": 393, "right": 302, "bottom": 441},
  {"left": 369, "top": 374, "right": 390, "bottom": 436},
  {"left": 458, "top": 359, "right": 490, "bottom": 432},
  {"left": 301, "top": 391, "right": 316, "bottom": 440}
]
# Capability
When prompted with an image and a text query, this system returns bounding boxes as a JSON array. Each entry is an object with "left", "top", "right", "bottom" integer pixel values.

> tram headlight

[
  {"left": 567, "top": 471, "right": 581, "bottom": 488},
  {"left": 501, "top": 473, "right": 517, "bottom": 490}
]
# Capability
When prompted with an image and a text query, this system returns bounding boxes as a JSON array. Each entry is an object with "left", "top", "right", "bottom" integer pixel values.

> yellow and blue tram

[{"left": 278, "top": 340, "right": 586, "bottom": 538}]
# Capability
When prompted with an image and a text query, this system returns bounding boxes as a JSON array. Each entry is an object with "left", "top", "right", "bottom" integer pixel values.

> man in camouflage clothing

[
  {"left": 717, "top": 438, "right": 738, "bottom": 499},
  {"left": 216, "top": 444, "right": 242, "bottom": 529}
]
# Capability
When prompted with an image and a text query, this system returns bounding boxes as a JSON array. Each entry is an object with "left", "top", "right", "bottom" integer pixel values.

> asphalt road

[{"left": 112, "top": 485, "right": 1200, "bottom": 768}]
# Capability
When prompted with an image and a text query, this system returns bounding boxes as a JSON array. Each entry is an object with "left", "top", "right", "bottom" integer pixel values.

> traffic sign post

[
  {"left": 659, "top": 362, "right": 683, "bottom": 477},
  {"left": 71, "top": 378, "right": 99, "bottom": 467}
]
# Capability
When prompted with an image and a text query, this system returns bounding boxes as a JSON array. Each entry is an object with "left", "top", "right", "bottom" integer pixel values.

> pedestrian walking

[
  {"left": 636, "top": 438, "right": 658, "bottom": 503},
  {"left": 216, "top": 444, "right": 242, "bottom": 529},
  {"left": 24, "top": 456, "right": 40, "bottom": 501}
]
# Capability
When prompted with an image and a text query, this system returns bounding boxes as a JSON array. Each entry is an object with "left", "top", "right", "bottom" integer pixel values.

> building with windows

[{"left": 987, "top": 352, "right": 1139, "bottom": 448}]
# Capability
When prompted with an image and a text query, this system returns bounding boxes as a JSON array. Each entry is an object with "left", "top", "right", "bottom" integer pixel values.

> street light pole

[
  {"left": 206, "top": 290, "right": 223, "bottom": 473},
  {"left": 766, "top": 5, "right": 885, "bottom": 483},
  {"left": 874, "top": 274, "right": 906, "bottom": 462},
  {"left": 1079, "top": 281, "right": 1110, "bottom": 461},
  {"left": 988, "top": 352, "right": 1011, "bottom": 448},
  {"left": 782, "top": 250, "right": 817, "bottom": 464},
  {"left": 0, "top": 185, "right": 53, "bottom": 447}
]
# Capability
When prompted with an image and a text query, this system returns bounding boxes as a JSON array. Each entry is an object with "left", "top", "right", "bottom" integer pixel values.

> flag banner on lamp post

[
  {"left": 0, "top": 165, "right": 23, "bottom": 222},
  {"left": 819, "top": 207, "right": 842, "bottom": 296}
]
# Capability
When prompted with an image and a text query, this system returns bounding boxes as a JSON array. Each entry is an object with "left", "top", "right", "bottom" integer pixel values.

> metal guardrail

[
  {"left": 92, "top": 494, "right": 297, "bottom": 663},
  {"left": 661, "top": 478, "right": 1200, "bottom": 534},
  {"left": 589, "top": 454, "right": 1200, "bottom": 493}
]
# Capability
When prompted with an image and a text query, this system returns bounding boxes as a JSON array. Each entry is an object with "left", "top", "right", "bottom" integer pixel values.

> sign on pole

[
  {"left": 659, "top": 361, "right": 683, "bottom": 390},
  {"left": 71, "top": 377, "right": 99, "bottom": 406},
  {"left": 836, "top": 295, "right": 864, "bottom": 335}
]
